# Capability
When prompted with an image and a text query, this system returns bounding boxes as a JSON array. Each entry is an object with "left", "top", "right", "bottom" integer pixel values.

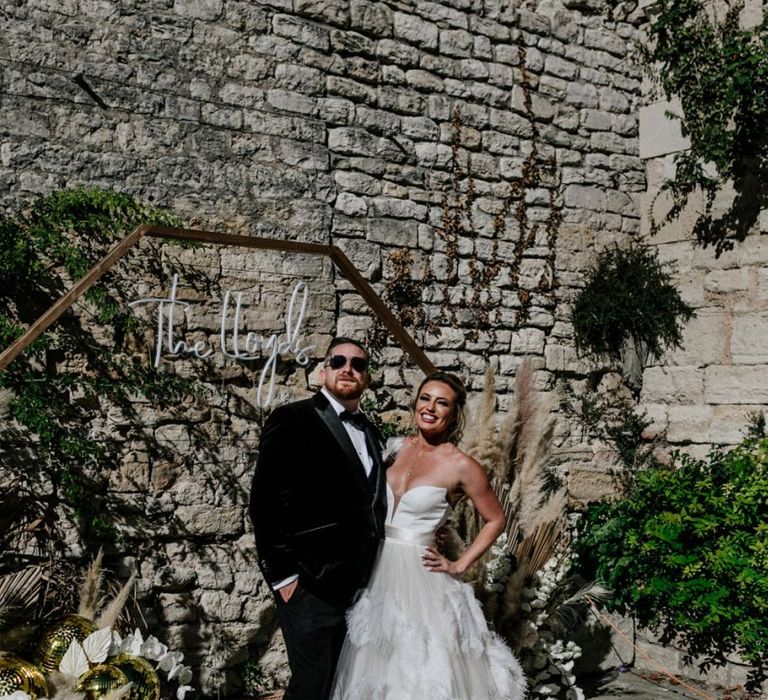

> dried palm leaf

[
  {"left": 77, "top": 550, "right": 104, "bottom": 620},
  {"left": 547, "top": 582, "right": 612, "bottom": 636},
  {"left": 513, "top": 519, "right": 565, "bottom": 581},
  {"left": 0, "top": 567, "right": 42, "bottom": 628}
]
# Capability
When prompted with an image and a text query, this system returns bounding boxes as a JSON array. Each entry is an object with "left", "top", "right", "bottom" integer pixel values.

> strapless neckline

[{"left": 385, "top": 481, "right": 447, "bottom": 499}]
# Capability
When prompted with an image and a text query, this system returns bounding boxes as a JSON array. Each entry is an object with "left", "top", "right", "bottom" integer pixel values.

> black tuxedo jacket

[{"left": 249, "top": 391, "right": 387, "bottom": 609}]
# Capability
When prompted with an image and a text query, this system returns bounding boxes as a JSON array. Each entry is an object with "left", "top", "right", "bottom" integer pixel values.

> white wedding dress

[{"left": 331, "top": 481, "right": 528, "bottom": 700}]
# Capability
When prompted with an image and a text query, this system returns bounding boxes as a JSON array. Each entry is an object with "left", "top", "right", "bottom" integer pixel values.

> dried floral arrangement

[
  {"left": 452, "top": 360, "right": 609, "bottom": 699},
  {"left": 0, "top": 552, "right": 192, "bottom": 700}
]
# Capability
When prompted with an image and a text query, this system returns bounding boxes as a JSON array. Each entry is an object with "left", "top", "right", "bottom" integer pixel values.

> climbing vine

[
  {"left": 437, "top": 47, "right": 561, "bottom": 348},
  {"left": 645, "top": 0, "right": 768, "bottom": 255},
  {"left": 372, "top": 47, "right": 561, "bottom": 357},
  {"left": 0, "top": 188, "right": 193, "bottom": 550}
]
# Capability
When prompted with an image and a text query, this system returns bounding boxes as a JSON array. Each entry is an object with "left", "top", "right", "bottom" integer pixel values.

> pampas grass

[
  {"left": 78, "top": 550, "right": 104, "bottom": 620},
  {"left": 457, "top": 357, "right": 605, "bottom": 671},
  {"left": 97, "top": 572, "right": 136, "bottom": 630},
  {"left": 503, "top": 359, "right": 559, "bottom": 539},
  {"left": 460, "top": 358, "right": 565, "bottom": 555}
]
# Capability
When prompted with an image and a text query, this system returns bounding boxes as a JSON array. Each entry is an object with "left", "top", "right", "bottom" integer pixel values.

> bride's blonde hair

[{"left": 413, "top": 372, "right": 467, "bottom": 445}]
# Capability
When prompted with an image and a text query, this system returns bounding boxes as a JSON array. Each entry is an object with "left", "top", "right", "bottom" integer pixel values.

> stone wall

[
  {"left": 637, "top": 4, "right": 768, "bottom": 458},
  {"left": 0, "top": 0, "right": 646, "bottom": 694}
]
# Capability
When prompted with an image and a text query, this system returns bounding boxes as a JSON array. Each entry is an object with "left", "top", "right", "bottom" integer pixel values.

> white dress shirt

[{"left": 321, "top": 387, "right": 374, "bottom": 476}]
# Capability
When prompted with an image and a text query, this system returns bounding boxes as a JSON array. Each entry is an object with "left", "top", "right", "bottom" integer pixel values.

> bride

[{"left": 331, "top": 372, "right": 528, "bottom": 699}]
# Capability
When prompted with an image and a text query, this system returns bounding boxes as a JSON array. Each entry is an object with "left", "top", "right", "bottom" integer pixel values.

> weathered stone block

[
  {"left": 510, "top": 328, "right": 546, "bottom": 355},
  {"left": 639, "top": 99, "right": 689, "bottom": 160},
  {"left": 274, "top": 62, "right": 325, "bottom": 94},
  {"left": 294, "top": 0, "right": 349, "bottom": 26},
  {"left": 394, "top": 11, "right": 438, "bottom": 49},
  {"left": 584, "top": 28, "right": 627, "bottom": 56},
  {"left": 565, "top": 82, "right": 598, "bottom": 108},
  {"left": 440, "top": 29, "right": 473, "bottom": 57},
  {"left": 568, "top": 465, "right": 621, "bottom": 504},
  {"left": 704, "top": 268, "right": 751, "bottom": 294},
  {"left": 544, "top": 55, "right": 578, "bottom": 80},
  {"left": 351, "top": 0, "right": 393, "bottom": 36},
  {"left": 705, "top": 366, "right": 768, "bottom": 404},
  {"left": 366, "top": 218, "right": 418, "bottom": 247},
  {"left": 273, "top": 14, "right": 330, "bottom": 50},
  {"left": 173, "top": 0, "right": 223, "bottom": 20},
  {"left": 418, "top": 1, "right": 467, "bottom": 28},
  {"left": 376, "top": 86, "right": 425, "bottom": 115},
  {"left": 355, "top": 106, "right": 401, "bottom": 134},
  {"left": 469, "top": 15, "right": 510, "bottom": 40},
  {"left": 641, "top": 366, "right": 704, "bottom": 404},
  {"left": 666, "top": 405, "right": 713, "bottom": 444},
  {"left": 731, "top": 312, "right": 768, "bottom": 364},
  {"left": 709, "top": 405, "right": 766, "bottom": 444},
  {"left": 160, "top": 593, "right": 199, "bottom": 623},
  {"left": 376, "top": 38, "right": 420, "bottom": 66},
  {"left": 473, "top": 35, "right": 493, "bottom": 60},
  {"left": 335, "top": 191, "right": 367, "bottom": 216},
  {"left": 199, "top": 590, "right": 243, "bottom": 622},
  {"left": 174, "top": 505, "right": 243, "bottom": 536},
  {"left": 153, "top": 565, "right": 197, "bottom": 592},
  {"left": 369, "top": 196, "right": 427, "bottom": 220}
]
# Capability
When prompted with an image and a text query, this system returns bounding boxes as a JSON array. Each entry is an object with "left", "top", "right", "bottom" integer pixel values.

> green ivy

[
  {"left": 0, "top": 187, "right": 192, "bottom": 548},
  {"left": 574, "top": 438, "right": 768, "bottom": 690},
  {"left": 645, "top": 0, "right": 768, "bottom": 255},
  {"left": 571, "top": 244, "right": 693, "bottom": 362}
]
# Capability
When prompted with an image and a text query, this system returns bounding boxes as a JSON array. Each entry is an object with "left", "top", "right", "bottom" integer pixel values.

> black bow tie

[{"left": 340, "top": 410, "right": 367, "bottom": 430}]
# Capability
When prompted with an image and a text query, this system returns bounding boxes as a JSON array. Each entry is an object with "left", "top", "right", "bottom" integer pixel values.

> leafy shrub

[
  {"left": 0, "top": 188, "right": 189, "bottom": 547},
  {"left": 574, "top": 439, "right": 768, "bottom": 690},
  {"left": 571, "top": 244, "right": 693, "bottom": 362}
]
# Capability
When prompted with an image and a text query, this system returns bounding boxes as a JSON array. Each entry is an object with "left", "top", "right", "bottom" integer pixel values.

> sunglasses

[{"left": 326, "top": 354, "right": 369, "bottom": 373}]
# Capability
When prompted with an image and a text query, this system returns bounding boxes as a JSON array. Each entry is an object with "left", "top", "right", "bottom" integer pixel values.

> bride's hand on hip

[{"left": 422, "top": 545, "right": 464, "bottom": 577}]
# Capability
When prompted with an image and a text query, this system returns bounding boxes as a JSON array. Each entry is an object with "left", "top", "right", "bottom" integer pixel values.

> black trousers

[{"left": 275, "top": 588, "right": 347, "bottom": 700}]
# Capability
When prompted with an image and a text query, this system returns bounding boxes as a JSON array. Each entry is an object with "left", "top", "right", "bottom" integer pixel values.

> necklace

[{"left": 393, "top": 437, "right": 427, "bottom": 497}]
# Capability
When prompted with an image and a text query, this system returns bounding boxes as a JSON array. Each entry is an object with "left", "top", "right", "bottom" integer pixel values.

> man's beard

[{"left": 330, "top": 375, "right": 365, "bottom": 400}]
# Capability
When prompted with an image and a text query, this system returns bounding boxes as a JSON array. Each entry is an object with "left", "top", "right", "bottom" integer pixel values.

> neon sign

[{"left": 129, "top": 274, "right": 314, "bottom": 407}]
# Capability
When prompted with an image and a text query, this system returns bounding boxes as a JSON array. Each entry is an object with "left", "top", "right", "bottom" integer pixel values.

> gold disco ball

[
  {"left": 0, "top": 653, "right": 48, "bottom": 699},
  {"left": 75, "top": 663, "right": 129, "bottom": 700},
  {"left": 111, "top": 653, "right": 161, "bottom": 700},
  {"left": 33, "top": 614, "right": 99, "bottom": 672}
]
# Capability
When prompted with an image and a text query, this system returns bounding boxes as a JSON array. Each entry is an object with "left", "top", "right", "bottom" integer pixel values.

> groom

[{"left": 249, "top": 337, "right": 387, "bottom": 700}]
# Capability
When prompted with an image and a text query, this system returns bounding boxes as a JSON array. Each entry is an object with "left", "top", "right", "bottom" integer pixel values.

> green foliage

[
  {"left": 561, "top": 383, "right": 660, "bottom": 490},
  {"left": 361, "top": 392, "right": 406, "bottom": 441},
  {"left": 645, "top": 0, "right": 768, "bottom": 255},
  {"left": 0, "top": 188, "right": 190, "bottom": 548},
  {"left": 574, "top": 439, "right": 768, "bottom": 690},
  {"left": 241, "top": 659, "right": 266, "bottom": 696},
  {"left": 571, "top": 244, "right": 693, "bottom": 362}
]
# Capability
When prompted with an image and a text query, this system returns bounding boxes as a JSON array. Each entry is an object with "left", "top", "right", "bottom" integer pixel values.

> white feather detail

[
  {"left": 59, "top": 639, "right": 89, "bottom": 678},
  {"left": 382, "top": 436, "right": 405, "bottom": 464},
  {"left": 82, "top": 627, "right": 113, "bottom": 664}
]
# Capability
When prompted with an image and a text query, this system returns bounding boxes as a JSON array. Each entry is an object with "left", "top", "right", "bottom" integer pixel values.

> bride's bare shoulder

[{"left": 439, "top": 444, "right": 480, "bottom": 472}]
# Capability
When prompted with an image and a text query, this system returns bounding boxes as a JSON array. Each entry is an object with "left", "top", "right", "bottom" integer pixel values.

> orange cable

[{"left": 586, "top": 598, "right": 718, "bottom": 700}]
